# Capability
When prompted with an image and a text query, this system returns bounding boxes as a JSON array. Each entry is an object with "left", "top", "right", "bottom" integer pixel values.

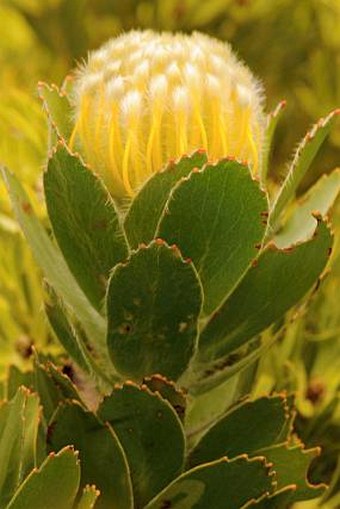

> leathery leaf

[
  {"left": 188, "top": 394, "right": 289, "bottom": 467},
  {"left": 0, "top": 387, "right": 40, "bottom": 507},
  {"left": 48, "top": 400, "right": 133, "bottom": 509},
  {"left": 144, "top": 455, "right": 274, "bottom": 509},
  {"left": 198, "top": 219, "right": 332, "bottom": 363},
  {"left": 142, "top": 374, "right": 187, "bottom": 422},
  {"left": 98, "top": 382, "right": 185, "bottom": 508},
  {"left": 44, "top": 143, "right": 128, "bottom": 311},
  {"left": 6, "top": 447, "right": 80, "bottom": 509},
  {"left": 106, "top": 240, "right": 202, "bottom": 381},
  {"left": 247, "top": 486, "right": 297, "bottom": 508},
  {"left": 124, "top": 151, "right": 207, "bottom": 249},
  {"left": 157, "top": 159, "right": 268, "bottom": 314},
  {"left": 0, "top": 166, "right": 106, "bottom": 352},
  {"left": 38, "top": 82, "right": 73, "bottom": 143},
  {"left": 275, "top": 168, "right": 340, "bottom": 248},
  {"left": 259, "top": 443, "right": 326, "bottom": 502},
  {"left": 269, "top": 109, "right": 340, "bottom": 231}
]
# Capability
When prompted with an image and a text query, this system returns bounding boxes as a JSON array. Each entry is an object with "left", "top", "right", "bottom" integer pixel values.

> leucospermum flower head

[{"left": 70, "top": 30, "right": 265, "bottom": 199}]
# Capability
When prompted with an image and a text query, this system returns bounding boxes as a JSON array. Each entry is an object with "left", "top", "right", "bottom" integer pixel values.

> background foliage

[{"left": 0, "top": 1, "right": 339, "bottom": 506}]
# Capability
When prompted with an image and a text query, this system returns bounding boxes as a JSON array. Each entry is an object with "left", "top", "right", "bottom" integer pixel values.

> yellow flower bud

[{"left": 70, "top": 30, "right": 265, "bottom": 199}]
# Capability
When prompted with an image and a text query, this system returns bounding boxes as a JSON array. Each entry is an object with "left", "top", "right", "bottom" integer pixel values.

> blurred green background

[{"left": 0, "top": 0, "right": 339, "bottom": 504}]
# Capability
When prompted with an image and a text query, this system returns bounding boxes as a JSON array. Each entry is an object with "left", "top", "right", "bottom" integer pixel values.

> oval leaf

[
  {"left": 124, "top": 151, "right": 207, "bottom": 249},
  {"left": 106, "top": 241, "right": 202, "bottom": 381},
  {"left": 48, "top": 401, "right": 133, "bottom": 509},
  {"left": 144, "top": 455, "right": 274, "bottom": 509},
  {"left": 157, "top": 160, "right": 268, "bottom": 314},
  {"left": 6, "top": 447, "right": 80, "bottom": 509},
  {"left": 259, "top": 443, "right": 326, "bottom": 502},
  {"left": 198, "top": 219, "right": 332, "bottom": 362},
  {"left": 44, "top": 144, "right": 128, "bottom": 310},
  {"left": 98, "top": 382, "right": 185, "bottom": 507},
  {"left": 188, "top": 395, "right": 289, "bottom": 467}
]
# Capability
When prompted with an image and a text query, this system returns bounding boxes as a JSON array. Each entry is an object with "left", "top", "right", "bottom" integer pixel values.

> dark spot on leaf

[
  {"left": 62, "top": 363, "right": 75, "bottom": 382},
  {"left": 119, "top": 323, "right": 133, "bottom": 334}
]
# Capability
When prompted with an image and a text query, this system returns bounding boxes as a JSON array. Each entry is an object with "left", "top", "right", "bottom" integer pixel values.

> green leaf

[
  {"left": 20, "top": 392, "right": 40, "bottom": 483},
  {"left": 98, "top": 382, "right": 185, "bottom": 507},
  {"left": 0, "top": 387, "right": 39, "bottom": 507},
  {"left": 144, "top": 455, "right": 274, "bottom": 509},
  {"left": 5, "top": 366, "right": 33, "bottom": 400},
  {"left": 44, "top": 284, "right": 112, "bottom": 387},
  {"left": 106, "top": 241, "right": 202, "bottom": 381},
  {"left": 48, "top": 401, "right": 133, "bottom": 509},
  {"left": 44, "top": 362, "right": 83, "bottom": 404},
  {"left": 0, "top": 166, "right": 107, "bottom": 353},
  {"left": 260, "top": 100, "right": 287, "bottom": 184},
  {"left": 38, "top": 82, "right": 73, "bottom": 142},
  {"left": 269, "top": 109, "right": 340, "bottom": 231},
  {"left": 259, "top": 443, "right": 326, "bottom": 502},
  {"left": 31, "top": 351, "right": 84, "bottom": 421},
  {"left": 31, "top": 354, "right": 85, "bottom": 417},
  {"left": 124, "top": 151, "right": 207, "bottom": 249},
  {"left": 275, "top": 169, "right": 340, "bottom": 248},
  {"left": 247, "top": 486, "right": 297, "bottom": 508},
  {"left": 188, "top": 334, "right": 277, "bottom": 396},
  {"left": 157, "top": 160, "right": 268, "bottom": 314},
  {"left": 198, "top": 219, "right": 332, "bottom": 363},
  {"left": 6, "top": 447, "right": 80, "bottom": 509},
  {"left": 142, "top": 374, "right": 187, "bottom": 423},
  {"left": 187, "top": 395, "right": 289, "bottom": 467},
  {"left": 32, "top": 360, "right": 63, "bottom": 423},
  {"left": 76, "top": 485, "right": 100, "bottom": 509},
  {"left": 44, "top": 144, "right": 128, "bottom": 310},
  {"left": 44, "top": 290, "right": 89, "bottom": 372}
]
